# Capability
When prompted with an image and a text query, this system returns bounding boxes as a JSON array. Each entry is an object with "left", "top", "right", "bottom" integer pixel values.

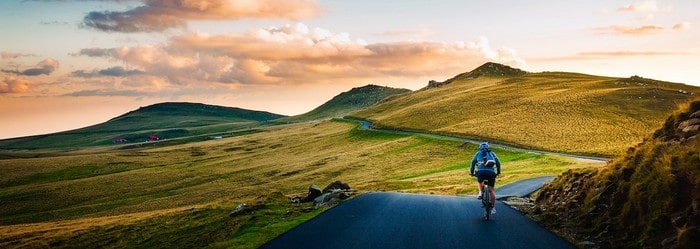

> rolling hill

[
  {"left": 349, "top": 62, "right": 700, "bottom": 157},
  {"left": 0, "top": 102, "right": 286, "bottom": 150},
  {"left": 274, "top": 84, "right": 411, "bottom": 123},
  {"left": 531, "top": 100, "right": 700, "bottom": 248}
]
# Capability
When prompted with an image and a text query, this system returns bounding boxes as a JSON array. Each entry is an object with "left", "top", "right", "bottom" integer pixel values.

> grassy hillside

[
  {"left": 531, "top": 100, "right": 700, "bottom": 248},
  {"left": 274, "top": 84, "right": 410, "bottom": 123},
  {"left": 0, "top": 102, "right": 285, "bottom": 150},
  {"left": 0, "top": 120, "right": 602, "bottom": 248},
  {"left": 350, "top": 63, "right": 700, "bottom": 157}
]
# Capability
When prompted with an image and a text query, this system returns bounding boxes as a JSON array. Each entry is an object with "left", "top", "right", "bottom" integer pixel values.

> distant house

[
  {"left": 112, "top": 137, "right": 128, "bottom": 143},
  {"left": 148, "top": 134, "right": 159, "bottom": 141}
]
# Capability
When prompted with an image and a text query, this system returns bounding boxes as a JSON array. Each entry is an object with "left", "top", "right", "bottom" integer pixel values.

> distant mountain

[
  {"left": 101, "top": 102, "right": 284, "bottom": 130},
  {"left": 533, "top": 100, "right": 700, "bottom": 248},
  {"left": 275, "top": 84, "right": 411, "bottom": 123},
  {"left": 0, "top": 102, "right": 285, "bottom": 150},
  {"left": 350, "top": 62, "right": 700, "bottom": 157}
]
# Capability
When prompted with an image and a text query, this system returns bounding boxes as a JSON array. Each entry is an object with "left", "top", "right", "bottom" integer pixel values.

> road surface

[
  {"left": 495, "top": 176, "right": 555, "bottom": 198},
  {"left": 261, "top": 177, "right": 573, "bottom": 249}
]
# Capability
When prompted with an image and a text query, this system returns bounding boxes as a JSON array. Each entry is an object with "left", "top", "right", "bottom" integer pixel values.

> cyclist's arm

[
  {"left": 494, "top": 155, "right": 501, "bottom": 175},
  {"left": 469, "top": 153, "right": 478, "bottom": 175}
]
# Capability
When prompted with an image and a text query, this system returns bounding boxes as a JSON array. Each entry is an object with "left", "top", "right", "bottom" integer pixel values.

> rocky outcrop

[
  {"left": 291, "top": 181, "right": 355, "bottom": 208},
  {"left": 529, "top": 100, "right": 700, "bottom": 249},
  {"left": 425, "top": 80, "right": 446, "bottom": 89}
]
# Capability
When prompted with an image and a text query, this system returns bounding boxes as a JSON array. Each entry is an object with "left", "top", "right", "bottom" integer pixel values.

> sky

[{"left": 1, "top": 0, "right": 699, "bottom": 139}]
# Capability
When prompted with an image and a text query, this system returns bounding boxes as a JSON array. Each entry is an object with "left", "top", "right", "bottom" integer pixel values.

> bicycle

[
  {"left": 470, "top": 173, "right": 494, "bottom": 220},
  {"left": 480, "top": 180, "right": 493, "bottom": 221}
]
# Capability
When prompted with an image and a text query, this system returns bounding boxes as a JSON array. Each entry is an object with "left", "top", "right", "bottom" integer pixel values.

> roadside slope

[{"left": 531, "top": 100, "right": 700, "bottom": 248}]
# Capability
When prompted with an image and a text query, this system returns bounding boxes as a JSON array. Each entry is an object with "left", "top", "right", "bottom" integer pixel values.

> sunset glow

[{"left": 1, "top": 0, "right": 698, "bottom": 139}]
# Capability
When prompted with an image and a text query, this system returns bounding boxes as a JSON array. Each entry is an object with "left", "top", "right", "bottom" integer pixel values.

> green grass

[
  {"left": 0, "top": 119, "right": 604, "bottom": 248},
  {"left": 32, "top": 193, "right": 324, "bottom": 249},
  {"left": 0, "top": 102, "right": 282, "bottom": 150}
]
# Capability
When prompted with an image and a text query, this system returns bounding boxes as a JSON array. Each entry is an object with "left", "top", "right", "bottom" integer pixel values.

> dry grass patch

[{"left": 352, "top": 73, "right": 700, "bottom": 157}]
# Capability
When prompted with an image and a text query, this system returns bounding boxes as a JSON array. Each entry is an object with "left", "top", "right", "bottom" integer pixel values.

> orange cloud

[
  {"left": 0, "top": 76, "right": 31, "bottom": 94},
  {"left": 529, "top": 50, "right": 691, "bottom": 62},
  {"left": 672, "top": 22, "right": 691, "bottom": 30},
  {"left": 1, "top": 52, "right": 36, "bottom": 59},
  {"left": 82, "top": 0, "right": 321, "bottom": 32},
  {"left": 71, "top": 23, "right": 525, "bottom": 96},
  {"left": 594, "top": 24, "right": 664, "bottom": 35},
  {"left": 593, "top": 22, "right": 690, "bottom": 35}
]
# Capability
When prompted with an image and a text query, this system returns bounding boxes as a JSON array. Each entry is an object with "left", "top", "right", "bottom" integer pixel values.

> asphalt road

[
  {"left": 260, "top": 191, "right": 574, "bottom": 249},
  {"left": 495, "top": 176, "right": 555, "bottom": 198},
  {"left": 260, "top": 120, "right": 580, "bottom": 248}
]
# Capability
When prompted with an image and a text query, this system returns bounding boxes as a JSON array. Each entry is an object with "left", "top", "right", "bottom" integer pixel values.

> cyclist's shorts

[{"left": 476, "top": 170, "right": 496, "bottom": 187}]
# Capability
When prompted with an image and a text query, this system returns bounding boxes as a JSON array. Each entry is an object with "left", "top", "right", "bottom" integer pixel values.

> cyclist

[{"left": 469, "top": 142, "right": 501, "bottom": 214}]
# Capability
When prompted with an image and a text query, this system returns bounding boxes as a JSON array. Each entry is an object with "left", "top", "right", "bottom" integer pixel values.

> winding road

[
  {"left": 353, "top": 119, "right": 609, "bottom": 162},
  {"left": 260, "top": 119, "right": 604, "bottom": 248},
  {"left": 261, "top": 177, "right": 573, "bottom": 249}
]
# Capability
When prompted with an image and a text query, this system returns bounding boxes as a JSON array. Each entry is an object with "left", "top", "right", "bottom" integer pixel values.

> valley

[{"left": 1, "top": 62, "right": 698, "bottom": 248}]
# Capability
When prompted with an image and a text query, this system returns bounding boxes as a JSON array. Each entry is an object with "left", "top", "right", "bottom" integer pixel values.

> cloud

[
  {"left": 76, "top": 23, "right": 526, "bottom": 88},
  {"left": 530, "top": 50, "right": 692, "bottom": 62},
  {"left": 75, "top": 48, "right": 114, "bottom": 57},
  {"left": 1, "top": 52, "right": 36, "bottom": 59},
  {"left": 473, "top": 36, "right": 526, "bottom": 67},
  {"left": 0, "top": 76, "right": 31, "bottom": 94},
  {"left": 672, "top": 22, "right": 691, "bottom": 30},
  {"left": 72, "top": 66, "right": 145, "bottom": 77},
  {"left": 63, "top": 89, "right": 146, "bottom": 97},
  {"left": 577, "top": 51, "right": 687, "bottom": 57},
  {"left": 618, "top": 1, "right": 661, "bottom": 12},
  {"left": 2, "top": 58, "right": 59, "bottom": 76},
  {"left": 593, "top": 22, "right": 690, "bottom": 35},
  {"left": 81, "top": 0, "right": 320, "bottom": 32},
  {"left": 39, "top": 21, "right": 70, "bottom": 26}
]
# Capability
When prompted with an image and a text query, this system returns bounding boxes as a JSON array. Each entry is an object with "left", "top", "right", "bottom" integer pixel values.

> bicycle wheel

[{"left": 483, "top": 184, "right": 491, "bottom": 221}]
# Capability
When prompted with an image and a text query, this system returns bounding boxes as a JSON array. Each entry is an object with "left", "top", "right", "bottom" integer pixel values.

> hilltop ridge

[
  {"left": 0, "top": 102, "right": 286, "bottom": 150},
  {"left": 427, "top": 62, "right": 527, "bottom": 88},
  {"left": 275, "top": 84, "right": 410, "bottom": 123},
  {"left": 351, "top": 63, "right": 700, "bottom": 157},
  {"left": 110, "top": 102, "right": 284, "bottom": 123}
]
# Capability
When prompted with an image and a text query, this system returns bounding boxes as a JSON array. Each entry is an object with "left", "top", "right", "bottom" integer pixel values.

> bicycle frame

[{"left": 481, "top": 180, "right": 492, "bottom": 221}]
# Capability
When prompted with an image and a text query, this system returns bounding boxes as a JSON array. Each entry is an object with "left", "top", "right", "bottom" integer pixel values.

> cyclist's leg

[
  {"left": 475, "top": 171, "right": 486, "bottom": 198},
  {"left": 485, "top": 172, "right": 497, "bottom": 207}
]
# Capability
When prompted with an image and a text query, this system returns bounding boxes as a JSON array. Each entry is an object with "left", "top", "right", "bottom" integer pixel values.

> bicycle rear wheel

[{"left": 483, "top": 184, "right": 491, "bottom": 221}]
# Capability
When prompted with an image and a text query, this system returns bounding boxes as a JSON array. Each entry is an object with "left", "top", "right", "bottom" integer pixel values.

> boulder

[
  {"left": 299, "top": 185, "right": 323, "bottom": 203},
  {"left": 690, "top": 110, "right": 700, "bottom": 118},
  {"left": 323, "top": 181, "right": 351, "bottom": 193},
  {"left": 313, "top": 193, "right": 331, "bottom": 207},
  {"left": 682, "top": 125, "right": 700, "bottom": 134},
  {"left": 229, "top": 203, "right": 248, "bottom": 217}
]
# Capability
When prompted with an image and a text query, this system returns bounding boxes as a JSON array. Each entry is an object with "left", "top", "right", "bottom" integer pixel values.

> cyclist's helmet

[{"left": 479, "top": 142, "right": 489, "bottom": 150}]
